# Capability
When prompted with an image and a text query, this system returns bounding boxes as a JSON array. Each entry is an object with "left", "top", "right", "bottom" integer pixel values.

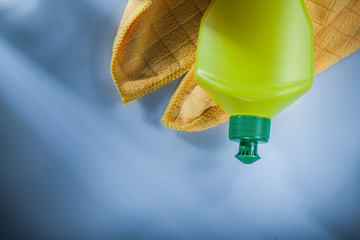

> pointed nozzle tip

[
  {"left": 235, "top": 141, "right": 260, "bottom": 164},
  {"left": 235, "top": 153, "right": 261, "bottom": 164}
]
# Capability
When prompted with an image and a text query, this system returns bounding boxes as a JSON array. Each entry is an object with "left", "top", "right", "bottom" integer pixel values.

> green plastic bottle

[{"left": 194, "top": 0, "right": 314, "bottom": 164}]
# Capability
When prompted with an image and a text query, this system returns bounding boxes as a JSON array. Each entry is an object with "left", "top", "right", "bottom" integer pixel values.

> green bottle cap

[{"left": 229, "top": 116, "right": 271, "bottom": 164}]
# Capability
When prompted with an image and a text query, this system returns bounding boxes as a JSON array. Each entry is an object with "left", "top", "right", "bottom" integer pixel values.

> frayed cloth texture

[{"left": 111, "top": 0, "right": 360, "bottom": 131}]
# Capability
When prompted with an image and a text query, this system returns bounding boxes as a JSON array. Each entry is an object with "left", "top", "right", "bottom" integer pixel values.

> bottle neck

[{"left": 229, "top": 116, "right": 271, "bottom": 164}]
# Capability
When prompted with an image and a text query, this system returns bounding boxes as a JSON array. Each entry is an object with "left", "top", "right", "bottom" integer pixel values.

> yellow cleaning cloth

[{"left": 111, "top": 0, "right": 360, "bottom": 131}]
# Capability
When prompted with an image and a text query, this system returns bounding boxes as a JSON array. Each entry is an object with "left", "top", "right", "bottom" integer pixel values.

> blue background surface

[{"left": 1, "top": 0, "right": 360, "bottom": 239}]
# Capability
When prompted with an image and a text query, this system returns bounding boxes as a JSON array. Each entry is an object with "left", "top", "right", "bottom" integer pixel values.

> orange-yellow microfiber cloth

[{"left": 111, "top": 0, "right": 360, "bottom": 131}]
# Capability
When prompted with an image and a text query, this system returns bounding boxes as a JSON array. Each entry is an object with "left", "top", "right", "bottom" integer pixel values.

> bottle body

[
  {"left": 195, "top": 0, "right": 313, "bottom": 118},
  {"left": 194, "top": 0, "right": 314, "bottom": 163}
]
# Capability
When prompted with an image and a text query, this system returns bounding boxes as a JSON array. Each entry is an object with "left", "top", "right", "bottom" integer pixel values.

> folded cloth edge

[
  {"left": 162, "top": 64, "right": 229, "bottom": 131},
  {"left": 110, "top": 0, "right": 194, "bottom": 104}
]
